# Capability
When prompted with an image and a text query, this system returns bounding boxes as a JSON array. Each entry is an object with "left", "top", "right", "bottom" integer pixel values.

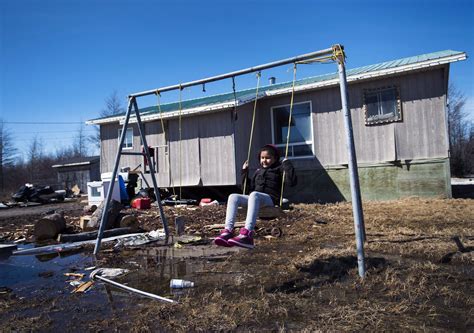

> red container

[{"left": 132, "top": 197, "right": 151, "bottom": 209}]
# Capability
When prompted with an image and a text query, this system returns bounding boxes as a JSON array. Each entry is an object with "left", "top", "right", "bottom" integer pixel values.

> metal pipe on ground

[{"left": 92, "top": 274, "right": 176, "bottom": 304}]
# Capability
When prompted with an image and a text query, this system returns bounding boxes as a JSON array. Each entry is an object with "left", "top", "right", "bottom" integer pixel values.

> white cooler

[{"left": 87, "top": 181, "right": 120, "bottom": 206}]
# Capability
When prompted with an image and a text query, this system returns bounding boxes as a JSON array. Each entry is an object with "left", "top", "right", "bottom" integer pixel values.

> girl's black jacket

[{"left": 241, "top": 160, "right": 297, "bottom": 205}]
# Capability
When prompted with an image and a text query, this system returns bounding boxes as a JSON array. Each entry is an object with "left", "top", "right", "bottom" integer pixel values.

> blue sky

[{"left": 1, "top": 0, "right": 473, "bottom": 158}]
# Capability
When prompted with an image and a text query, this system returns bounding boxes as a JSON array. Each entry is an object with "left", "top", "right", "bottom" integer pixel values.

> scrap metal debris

[
  {"left": 89, "top": 268, "right": 129, "bottom": 279},
  {"left": 114, "top": 229, "right": 166, "bottom": 249}
]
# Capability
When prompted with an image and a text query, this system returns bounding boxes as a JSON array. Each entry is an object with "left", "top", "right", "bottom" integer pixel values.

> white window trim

[
  {"left": 270, "top": 100, "right": 314, "bottom": 159},
  {"left": 118, "top": 127, "right": 134, "bottom": 150}
]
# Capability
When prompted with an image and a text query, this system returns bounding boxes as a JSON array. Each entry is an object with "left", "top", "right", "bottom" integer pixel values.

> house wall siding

[
  {"left": 199, "top": 110, "right": 236, "bottom": 186},
  {"left": 233, "top": 103, "right": 255, "bottom": 182},
  {"left": 285, "top": 159, "right": 450, "bottom": 203},
  {"left": 102, "top": 111, "right": 236, "bottom": 188},
  {"left": 98, "top": 66, "right": 450, "bottom": 201},
  {"left": 100, "top": 123, "right": 141, "bottom": 174},
  {"left": 252, "top": 67, "right": 448, "bottom": 169},
  {"left": 234, "top": 67, "right": 450, "bottom": 201},
  {"left": 144, "top": 121, "right": 169, "bottom": 187}
]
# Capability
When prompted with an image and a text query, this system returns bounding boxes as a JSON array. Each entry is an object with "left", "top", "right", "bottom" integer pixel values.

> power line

[
  {"left": 14, "top": 136, "right": 93, "bottom": 142},
  {"left": 2, "top": 121, "right": 85, "bottom": 124},
  {"left": 9, "top": 129, "right": 95, "bottom": 134}
]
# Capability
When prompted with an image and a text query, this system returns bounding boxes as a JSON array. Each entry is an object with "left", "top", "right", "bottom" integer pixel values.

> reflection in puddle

[
  {"left": 1, "top": 241, "right": 241, "bottom": 302},
  {"left": 0, "top": 243, "right": 93, "bottom": 289},
  {"left": 117, "top": 245, "right": 241, "bottom": 298}
]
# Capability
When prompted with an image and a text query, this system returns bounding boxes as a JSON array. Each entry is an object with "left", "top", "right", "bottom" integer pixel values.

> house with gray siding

[{"left": 87, "top": 50, "right": 467, "bottom": 203}]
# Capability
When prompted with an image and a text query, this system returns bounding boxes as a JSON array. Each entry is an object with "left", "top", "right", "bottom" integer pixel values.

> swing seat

[
  {"left": 257, "top": 206, "right": 285, "bottom": 219},
  {"left": 254, "top": 198, "right": 291, "bottom": 219},
  {"left": 238, "top": 201, "right": 289, "bottom": 220}
]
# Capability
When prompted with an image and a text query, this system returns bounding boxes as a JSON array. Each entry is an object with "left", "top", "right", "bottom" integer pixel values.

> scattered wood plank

[
  {"left": 64, "top": 273, "right": 84, "bottom": 278},
  {"left": 205, "top": 221, "right": 246, "bottom": 231},
  {"left": 80, "top": 215, "right": 92, "bottom": 230},
  {"left": 73, "top": 280, "right": 94, "bottom": 293},
  {"left": 57, "top": 227, "right": 137, "bottom": 243}
]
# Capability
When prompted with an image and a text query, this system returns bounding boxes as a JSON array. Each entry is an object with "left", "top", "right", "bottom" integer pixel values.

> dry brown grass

[
  {"left": 97, "top": 198, "right": 473, "bottom": 332},
  {"left": 1, "top": 198, "right": 473, "bottom": 331}
]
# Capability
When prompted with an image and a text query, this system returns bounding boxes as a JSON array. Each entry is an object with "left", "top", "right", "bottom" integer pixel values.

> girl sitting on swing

[{"left": 215, "top": 144, "right": 297, "bottom": 249}]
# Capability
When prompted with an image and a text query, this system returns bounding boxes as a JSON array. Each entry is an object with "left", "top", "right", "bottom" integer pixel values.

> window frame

[
  {"left": 363, "top": 86, "right": 402, "bottom": 125},
  {"left": 270, "top": 100, "right": 314, "bottom": 159},
  {"left": 118, "top": 127, "right": 134, "bottom": 150}
]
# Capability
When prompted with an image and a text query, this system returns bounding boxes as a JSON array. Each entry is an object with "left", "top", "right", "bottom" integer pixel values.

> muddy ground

[{"left": 0, "top": 198, "right": 473, "bottom": 332}]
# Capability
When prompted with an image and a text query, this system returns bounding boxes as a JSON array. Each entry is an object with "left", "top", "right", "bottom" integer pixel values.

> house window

[
  {"left": 271, "top": 101, "right": 313, "bottom": 158},
  {"left": 364, "top": 86, "right": 402, "bottom": 125},
  {"left": 118, "top": 127, "right": 133, "bottom": 149}
]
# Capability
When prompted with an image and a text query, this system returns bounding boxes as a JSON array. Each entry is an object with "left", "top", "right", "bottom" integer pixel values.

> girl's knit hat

[{"left": 258, "top": 144, "right": 280, "bottom": 161}]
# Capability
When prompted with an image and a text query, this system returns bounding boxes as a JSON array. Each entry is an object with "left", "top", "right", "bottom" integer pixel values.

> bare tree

[
  {"left": 73, "top": 123, "right": 89, "bottom": 157},
  {"left": 101, "top": 90, "right": 126, "bottom": 117},
  {"left": 90, "top": 90, "right": 126, "bottom": 149},
  {"left": 27, "top": 135, "right": 44, "bottom": 162},
  {"left": 0, "top": 120, "right": 18, "bottom": 191},
  {"left": 448, "top": 85, "right": 474, "bottom": 176},
  {"left": 26, "top": 135, "right": 45, "bottom": 183}
]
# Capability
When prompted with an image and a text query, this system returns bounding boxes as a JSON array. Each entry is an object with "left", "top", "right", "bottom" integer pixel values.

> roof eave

[
  {"left": 266, "top": 52, "right": 467, "bottom": 96},
  {"left": 85, "top": 115, "right": 124, "bottom": 125},
  {"left": 52, "top": 160, "right": 97, "bottom": 168},
  {"left": 90, "top": 52, "right": 467, "bottom": 125}
]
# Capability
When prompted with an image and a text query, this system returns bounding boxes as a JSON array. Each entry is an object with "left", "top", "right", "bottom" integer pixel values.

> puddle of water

[
  {"left": 115, "top": 245, "right": 242, "bottom": 298},
  {"left": 1, "top": 241, "right": 242, "bottom": 302},
  {"left": 0, "top": 243, "right": 94, "bottom": 293},
  {"left": 0, "top": 240, "right": 252, "bottom": 331},
  {"left": 0, "top": 236, "right": 246, "bottom": 304}
]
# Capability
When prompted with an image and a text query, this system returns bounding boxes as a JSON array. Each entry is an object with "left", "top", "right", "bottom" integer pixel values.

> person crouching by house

[{"left": 215, "top": 144, "right": 297, "bottom": 249}]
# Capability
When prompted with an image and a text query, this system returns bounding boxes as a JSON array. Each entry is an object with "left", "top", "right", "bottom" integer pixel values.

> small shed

[{"left": 52, "top": 156, "right": 100, "bottom": 193}]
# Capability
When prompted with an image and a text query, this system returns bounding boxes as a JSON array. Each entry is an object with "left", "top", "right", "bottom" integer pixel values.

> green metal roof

[{"left": 89, "top": 50, "right": 465, "bottom": 123}]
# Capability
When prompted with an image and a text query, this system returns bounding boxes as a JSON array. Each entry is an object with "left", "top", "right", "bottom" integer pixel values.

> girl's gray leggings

[{"left": 224, "top": 192, "right": 274, "bottom": 231}]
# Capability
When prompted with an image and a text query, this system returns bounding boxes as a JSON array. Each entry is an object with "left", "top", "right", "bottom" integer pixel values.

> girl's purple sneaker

[
  {"left": 214, "top": 229, "right": 234, "bottom": 247},
  {"left": 228, "top": 228, "right": 254, "bottom": 249}
]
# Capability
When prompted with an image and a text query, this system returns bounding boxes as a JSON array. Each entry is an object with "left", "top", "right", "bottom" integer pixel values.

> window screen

[{"left": 364, "top": 86, "right": 402, "bottom": 125}]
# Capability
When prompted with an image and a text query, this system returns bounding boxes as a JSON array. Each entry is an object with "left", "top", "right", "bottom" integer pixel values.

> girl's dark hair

[{"left": 258, "top": 144, "right": 280, "bottom": 161}]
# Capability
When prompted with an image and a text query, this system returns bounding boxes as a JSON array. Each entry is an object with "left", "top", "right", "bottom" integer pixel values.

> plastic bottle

[{"left": 170, "top": 279, "right": 195, "bottom": 289}]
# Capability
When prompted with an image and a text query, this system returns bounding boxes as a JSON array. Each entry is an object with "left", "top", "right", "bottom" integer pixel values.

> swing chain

[
  {"left": 231, "top": 76, "right": 238, "bottom": 121},
  {"left": 178, "top": 84, "right": 183, "bottom": 200},
  {"left": 279, "top": 62, "right": 298, "bottom": 206},
  {"left": 242, "top": 71, "right": 262, "bottom": 195},
  {"left": 155, "top": 90, "right": 176, "bottom": 197}
]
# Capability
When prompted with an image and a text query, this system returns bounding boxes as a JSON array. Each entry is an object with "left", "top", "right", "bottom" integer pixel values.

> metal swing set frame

[{"left": 93, "top": 44, "right": 367, "bottom": 278}]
